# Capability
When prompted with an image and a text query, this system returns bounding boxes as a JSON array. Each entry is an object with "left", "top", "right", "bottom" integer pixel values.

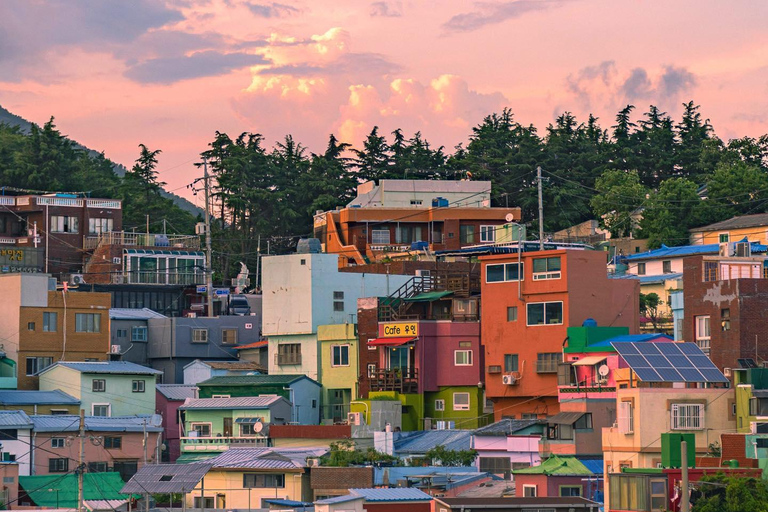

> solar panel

[
  {"left": 611, "top": 341, "right": 728, "bottom": 383},
  {"left": 738, "top": 358, "right": 758, "bottom": 368}
]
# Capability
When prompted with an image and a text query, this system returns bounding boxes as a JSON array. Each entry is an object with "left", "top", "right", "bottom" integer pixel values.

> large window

[
  {"left": 460, "top": 225, "right": 475, "bottom": 244},
  {"left": 536, "top": 353, "right": 559, "bottom": 373},
  {"left": 527, "top": 302, "right": 563, "bottom": 326},
  {"left": 192, "top": 423, "right": 211, "bottom": 437},
  {"left": 560, "top": 486, "right": 582, "bottom": 497},
  {"left": 243, "top": 474, "right": 285, "bottom": 488},
  {"left": 331, "top": 345, "right": 349, "bottom": 367},
  {"left": 131, "top": 326, "right": 147, "bottom": 342},
  {"left": 26, "top": 356, "right": 53, "bottom": 376},
  {"left": 50, "top": 215, "right": 78, "bottom": 233},
  {"left": 480, "top": 225, "right": 496, "bottom": 243},
  {"left": 371, "top": 229, "right": 390, "bottom": 244},
  {"left": 547, "top": 422, "right": 574, "bottom": 440},
  {"left": 454, "top": 350, "right": 473, "bottom": 366},
  {"left": 486, "top": 262, "right": 523, "bottom": 283},
  {"left": 671, "top": 403, "right": 704, "bottom": 430},
  {"left": 695, "top": 316, "right": 711, "bottom": 353},
  {"left": 42, "top": 312, "right": 57, "bottom": 332},
  {"left": 453, "top": 392, "right": 470, "bottom": 411},
  {"left": 504, "top": 354, "right": 519, "bottom": 373},
  {"left": 532, "top": 256, "right": 561, "bottom": 280},
  {"left": 75, "top": 313, "right": 101, "bottom": 333},
  {"left": 49, "top": 458, "right": 69, "bottom": 472},
  {"left": 113, "top": 461, "right": 138, "bottom": 482},
  {"left": 618, "top": 401, "right": 634, "bottom": 434},
  {"left": 124, "top": 254, "right": 205, "bottom": 285},
  {"left": 278, "top": 344, "right": 301, "bottom": 365},
  {"left": 104, "top": 436, "right": 122, "bottom": 449},
  {"left": 89, "top": 218, "right": 113, "bottom": 235}
]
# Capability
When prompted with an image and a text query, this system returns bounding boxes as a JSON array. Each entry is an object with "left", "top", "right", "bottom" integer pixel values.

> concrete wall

[
  {"left": 110, "top": 319, "right": 149, "bottom": 365},
  {"left": 186, "top": 469, "right": 309, "bottom": 508},
  {"left": 183, "top": 361, "right": 213, "bottom": 386},
  {"left": 0, "top": 429, "right": 31, "bottom": 476}
]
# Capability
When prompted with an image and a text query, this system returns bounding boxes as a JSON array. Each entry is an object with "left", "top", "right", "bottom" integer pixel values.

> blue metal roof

[
  {"left": 589, "top": 334, "right": 673, "bottom": 348},
  {"left": 109, "top": 308, "right": 167, "bottom": 320},
  {"left": 40, "top": 361, "right": 162, "bottom": 376},
  {"left": 621, "top": 239, "right": 767, "bottom": 262},
  {"left": 31, "top": 415, "right": 163, "bottom": 433},
  {"left": 608, "top": 272, "right": 683, "bottom": 284},
  {"left": 0, "top": 410, "right": 33, "bottom": 428},
  {"left": 374, "top": 466, "right": 479, "bottom": 486},
  {"left": 262, "top": 499, "right": 313, "bottom": 507},
  {"left": 0, "top": 390, "right": 79, "bottom": 405},
  {"left": 349, "top": 488, "right": 432, "bottom": 502},
  {"left": 578, "top": 459, "right": 604, "bottom": 474},
  {"left": 315, "top": 494, "right": 364, "bottom": 505},
  {"left": 394, "top": 429, "right": 472, "bottom": 455}
]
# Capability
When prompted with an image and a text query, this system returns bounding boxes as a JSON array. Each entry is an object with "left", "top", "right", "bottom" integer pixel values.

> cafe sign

[{"left": 381, "top": 322, "right": 418, "bottom": 338}]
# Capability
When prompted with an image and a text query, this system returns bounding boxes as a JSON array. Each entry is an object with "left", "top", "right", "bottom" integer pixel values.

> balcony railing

[
  {"left": 0, "top": 197, "right": 14, "bottom": 206},
  {"left": 369, "top": 368, "right": 419, "bottom": 393},
  {"left": 37, "top": 197, "right": 84, "bottom": 207},
  {"left": 86, "top": 199, "right": 121, "bottom": 209},
  {"left": 181, "top": 436, "right": 270, "bottom": 451},
  {"left": 276, "top": 354, "right": 302, "bottom": 366},
  {"left": 84, "top": 231, "right": 200, "bottom": 250},
  {"left": 113, "top": 271, "right": 205, "bottom": 285}
]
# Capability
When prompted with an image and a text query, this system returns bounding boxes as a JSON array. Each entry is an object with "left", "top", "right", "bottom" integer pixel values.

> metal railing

[
  {"left": 84, "top": 231, "right": 200, "bottom": 250},
  {"left": 37, "top": 197, "right": 84, "bottom": 207},
  {"left": 113, "top": 271, "right": 205, "bottom": 285},
  {"left": 181, "top": 436, "right": 270, "bottom": 451},
  {"left": 369, "top": 368, "right": 419, "bottom": 393},
  {"left": 86, "top": 199, "right": 121, "bottom": 209}
]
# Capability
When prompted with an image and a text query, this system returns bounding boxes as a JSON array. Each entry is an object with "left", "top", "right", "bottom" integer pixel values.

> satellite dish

[
  {"left": 598, "top": 365, "right": 610, "bottom": 377},
  {"left": 150, "top": 414, "right": 164, "bottom": 427},
  {"left": 505, "top": 213, "right": 515, "bottom": 222},
  {"left": 253, "top": 421, "right": 265, "bottom": 433}
]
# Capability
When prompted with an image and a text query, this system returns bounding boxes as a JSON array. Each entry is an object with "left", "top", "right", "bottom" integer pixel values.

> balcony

[
  {"left": 180, "top": 436, "right": 270, "bottom": 452},
  {"left": 369, "top": 368, "right": 419, "bottom": 394},
  {"left": 113, "top": 271, "right": 205, "bottom": 285},
  {"left": 84, "top": 231, "right": 200, "bottom": 250}
]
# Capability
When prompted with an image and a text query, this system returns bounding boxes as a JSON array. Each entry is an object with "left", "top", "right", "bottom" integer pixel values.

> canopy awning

[
  {"left": 235, "top": 417, "right": 264, "bottom": 424},
  {"left": 571, "top": 356, "right": 607, "bottom": 367},
  {"left": 546, "top": 412, "right": 585, "bottom": 425},
  {"left": 404, "top": 290, "right": 454, "bottom": 302},
  {"left": 368, "top": 337, "right": 417, "bottom": 347}
]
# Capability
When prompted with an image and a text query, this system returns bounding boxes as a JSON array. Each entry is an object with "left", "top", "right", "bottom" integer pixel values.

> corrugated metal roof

[
  {"left": 201, "top": 361, "right": 266, "bottom": 371},
  {"left": 233, "top": 340, "right": 268, "bottom": 350},
  {"left": 156, "top": 384, "right": 197, "bottom": 401},
  {"left": 84, "top": 499, "right": 128, "bottom": 511},
  {"left": 394, "top": 429, "right": 472, "bottom": 454},
  {"left": 514, "top": 456, "right": 594, "bottom": 476},
  {"left": 109, "top": 308, "right": 167, "bottom": 320},
  {"left": 40, "top": 361, "right": 162, "bottom": 376},
  {"left": 690, "top": 213, "right": 768, "bottom": 232},
  {"left": 473, "top": 419, "right": 542, "bottom": 437},
  {"left": 206, "top": 448, "right": 326, "bottom": 470},
  {"left": 31, "top": 415, "right": 163, "bottom": 433},
  {"left": 122, "top": 463, "right": 212, "bottom": 493},
  {"left": 546, "top": 412, "right": 585, "bottom": 425},
  {"left": 180, "top": 395, "right": 285, "bottom": 410},
  {"left": 589, "top": 334, "right": 673, "bottom": 348},
  {"left": 0, "top": 410, "right": 32, "bottom": 428},
  {"left": 374, "top": 467, "right": 479, "bottom": 486},
  {"left": 315, "top": 494, "right": 364, "bottom": 505},
  {"left": 349, "top": 487, "right": 432, "bottom": 502},
  {"left": 197, "top": 374, "right": 319, "bottom": 387},
  {"left": 578, "top": 459, "right": 604, "bottom": 474},
  {"left": 263, "top": 499, "right": 314, "bottom": 507},
  {"left": 21, "top": 473, "right": 133, "bottom": 508},
  {"left": 0, "top": 390, "right": 79, "bottom": 405}
]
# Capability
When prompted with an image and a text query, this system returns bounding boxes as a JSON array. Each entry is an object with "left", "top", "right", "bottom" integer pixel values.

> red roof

[
  {"left": 269, "top": 424, "right": 351, "bottom": 439},
  {"left": 367, "top": 336, "right": 416, "bottom": 347},
  {"left": 234, "top": 340, "right": 268, "bottom": 350}
]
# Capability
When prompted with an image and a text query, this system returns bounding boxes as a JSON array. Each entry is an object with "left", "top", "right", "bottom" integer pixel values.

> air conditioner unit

[
  {"left": 502, "top": 374, "right": 518, "bottom": 386},
  {"left": 306, "top": 458, "right": 320, "bottom": 468},
  {"left": 736, "top": 242, "right": 751, "bottom": 257},
  {"left": 69, "top": 274, "right": 86, "bottom": 286},
  {"left": 347, "top": 412, "right": 363, "bottom": 426},
  {"left": 110, "top": 345, "right": 121, "bottom": 354},
  {"left": 195, "top": 222, "right": 206, "bottom": 235},
  {"left": 724, "top": 368, "right": 733, "bottom": 377},
  {"left": 415, "top": 270, "right": 431, "bottom": 277}
]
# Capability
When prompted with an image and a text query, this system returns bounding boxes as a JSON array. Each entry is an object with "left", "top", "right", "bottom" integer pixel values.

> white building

[
  {"left": 0, "top": 411, "right": 33, "bottom": 476},
  {"left": 347, "top": 179, "right": 491, "bottom": 209}
]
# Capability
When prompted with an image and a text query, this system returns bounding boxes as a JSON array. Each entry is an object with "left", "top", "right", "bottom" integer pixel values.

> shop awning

[
  {"left": 235, "top": 417, "right": 264, "bottom": 424},
  {"left": 571, "top": 356, "right": 607, "bottom": 367},
  {"left": 368, "top": 337, "right": 417, "bottom": 347},
  {"left": 546, "top": 412, "right": 585, "bottom": 425},
  {"left": 404, "top": 290, "right": 454, "bottom": 302}
]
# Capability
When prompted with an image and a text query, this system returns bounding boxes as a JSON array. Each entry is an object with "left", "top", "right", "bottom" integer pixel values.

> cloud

[
  {"left": 620, "top": 68, "right": 653, "bottom": 100},
  {"left": 124, "top": 51, "right": 270, "bottom": 84},
  {"left": 566, "top": 60, "right": 617, "bottom": 109},
  {"left": 658, "top": 66, "right": 696, "bottom": 99},
  {"left": 257, "top": 52, "right": 402, "bottom": 77},
  {"left": 443, "top": 0, "right": 557, "bottom": 32},
  {"left": 247, "top": 2, "right": 300, "bottom": 18},
  {"left": 370, "top": 1, "right": 402, "bottom": 17}
]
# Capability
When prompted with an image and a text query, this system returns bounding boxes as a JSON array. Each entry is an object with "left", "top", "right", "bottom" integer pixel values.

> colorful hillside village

[{"left": 2, "top": 180, "right": 768, "bottom": 512}]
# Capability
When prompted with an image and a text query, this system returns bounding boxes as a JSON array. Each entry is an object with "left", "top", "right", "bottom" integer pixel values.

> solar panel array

[{"left": 611, "top": 342, "right": 728, "bottom": 383}]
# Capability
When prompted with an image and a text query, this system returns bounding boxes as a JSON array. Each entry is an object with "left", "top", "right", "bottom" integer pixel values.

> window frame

[
  {"left": 435, "top": 399, "right": 445, "bottom": 412},
  {"left": 453, "top": 392, "right": 470, "bottom": 411},
  {"left": 671, "top": 403, "right": 704, "bottom": 430},
  {"left": 485, "top": 262, "right": 524, "bottom": 284},
  {"left": 221, "top": 328, "right": 238, "bottom": 345},
  {"left": 523, "top": 484, "right": 537, "bottom": 497},
  {"left": 504, "top": 354, "right": 519, "bottom": 373},
  {"left": 479, "top": 225, "right": 496, "bottom": 243},
  {"left": 618, "top": 401, "right": 634, "bottom": 434},
  {"left": 536, "top": 353, "right": 560, "bottom": 373},
  {"left": 49, "top": 215, "right": 79, "bottom": 234},
  {"left": 191, "top": 422, "right": 212, "bottom": 437},
  {"left": 75, "top": 313, "right": 101, "bottom": 333},
  {"left": 526, "top": 301, "right": 564, "bottom": 326},
  {"left": 42, "top": 312, "right": 57, "bottom": 332},
  {"left": 49, "top": 458, "right": 69, "bottom": 472},
  {"left": 507, "top": 306, "right": 518, "bottom": 322},
  {"left": 103, "top": 436, "right": 122, "bottom": 449},
  {"left": 637, "top": 262, "right": 646, "bottom": 275},
  {"left": 559, "top": 485, "right": 582, "bottom": 497},
  {"left": 333, "top": 291, "right": 345, "bottom": 312},
  {"left": 331, "top": 344, "right": 350, "bottom": 367},
  {"left": 132, "top": 380, "right": 145, "bottom": 393},
  {"left": 243, "top": 473, "right": 286, "bottom": 489},
  {"left": 532, "top": 256, "right": 562, "bottom": 280},
  {"left": 92, "top": 403, "right": 111, "bottom": 417},
  {"left": 25, "top": 356, "right": 53, "bottom": 376},
  {"left": 131, "top": 326, "right": 148, "bottom": 342},
  {"left": 51, "top": 437, "right": 65, "bottom": 449},
  {"left": 92, "top": 379, "right": 106, "bottom": 392},
  {"left": 191, "top": 328, "right": 208, "bottom": 343},
  {"left": 695, "top": 315, "right": 711, "bottom": 353},
  {"left": 662, "top": 260, "right": 672, "bottom": 273},
  {"left": 454, "top": 350, "right": 473, "bottom": 366},
  {"left": 277, "top": 343, "right": 302, "bottom": 365}
]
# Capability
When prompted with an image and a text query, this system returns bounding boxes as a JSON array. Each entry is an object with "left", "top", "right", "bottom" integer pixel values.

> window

[
  {"left": 721, "top": 309, "right": 731, "bottom": 331},
  {"left": 25, "top": 357, "right": 53, "bottom": 376},
  {"left": 333, "top": 291, "right": 344, "bottom": 312},
  {"left": 27, "top": 322, "right": 34, "bottom": 331},
  {"left": 460, "top": 225, "right": 475, "bottom": 244},
  {"left": 435, "top": 399, "right": 445, "bottom": 411},
  {"left": 131, "top": 326, "right": 147, "bottom": 342},
  {"left": 0, "top": 430, "right": 17, "bottom": 441},
  {"left": 75, "top": 313, "right": 101, "bottom": 333},
  {"left": 662, "top": 260, "right": 672, "bottom": 273},
  {"left": 51, "top": 438, "right": 65, "bottom": 448},
  {"left": 650, "top": 478, "right": 667, "bottom": 510},
  {"left": 507, "top": 306, "right": 518, "bottom": 322},
  {"left": 104, "top": 436, "right": 122, "bottom": 449},
  {"left": 527, "top": 301, "right": 563, "bottom": 326},
  {"left": 532, "top": 256, "right": 561, "bottom": 280},
  {"left": 277, "top": 343, "right": 301, "bottom": 365},
  {"left": 486, "top": 262, "right": 523, "bottom": 283},
  {"left": 547, "top": 423, "right": 574, "bottom": 440},
  {"left": 479, "top": 457, "right": 511, "bottom": 474},
  {"left": 637, "top": 262, "right": 646, "bottom": 275},
  {"left": 88, "top": 217, "right": 113, "bottom": 235},
  {"left": 243, "top": 473, "right": 285, "bottom": 488},
  {"left": 671, "top": 403, "right": 704, "bottom": 430},
  {"left": 480, "top": 225, "right": 496, "bottom": 243},
  {"left": 703, "top": 261, "right": 718, "bottom": 281},
  {"left": 43, "top": 312, "right": 57, "bottom": 332},
  {"left": 92, "top": 404, "right": 110, "bottom": 417},
  {"left": 192, "top": 328, "right": 208, "bottom": 343},
  {"left": 132, "top": 380, "right": 145, "bottom": 393},
  {"left": 50, "top": 215, "right": 78, "bottom": 233},
  {"left": 88, "top": 462, "right": 108, "bottom": 473},
  {"left": 332, "top": 345, "right": 350, "bottom": 367},
  {"left": 116, "top": 329, "right": 127, "bottom": 338},
  {"left": 521, "top": 413, "right": 538, "bottom": 420},
  {"left": 695, "top": 316, "right": 711, "bottom": 353},
  {"left": 240, "top": 420, "right": 264, "bottom": 436},
  {"left": 192, "top": 423, "right": 212, "bottom": 437},
  {"left": 371, "top": 229, "right": 390, "bottom": 244},
  {"left": 367, "top": 364, "right": 377, "bottom": 378},
  {"left": 719, "top": 233, "right": 730, "bottom": 243},
  {"left": 618, "top": 401, "right": 634, "bottom": 434},
  {"left": 504, "top": 354, "right": 519, "bottom": 373},
  {"left": 49, "top": 458, "right": 69, "bottom": 472},
  {"left": 523, "top": 485, "right": 537, "bottom": 497},
  {"left": 453, "top": 392, "right": 470, "bottom": 411},
  {"left": 488, "top": 365, "right": 502, "bottom": 374},
  {"left": 560, "top": 486, "right": 582, "bottom": 497},
  {"left": 113, "top": 461, "right": 138, "bottom": 481},
  {"left": 92, "top": 379, "right": 106, "bottom": 392},
  {"left": 454, "top": 350, "right": 473, "bottom": 366},
  {"left": 211, "top": 394, "right": 230, "bottom": 399},
  {"left": 221, "top": 328, "right": 238, "bottom": 345},
  {"left": 300, "top": 259, "right": 306, "bottom": 265},
  {"left": 574, "top": 413, "right": 593, "bottom": 430},
  {"left": 50, "top": 409, "right": 68, "bottom": 415},
  {"left": 536, "top": 353, "right": 559, "bottom": 373},
  {"left": 410, "top": 199, "right": 423, "bottom": 206}
]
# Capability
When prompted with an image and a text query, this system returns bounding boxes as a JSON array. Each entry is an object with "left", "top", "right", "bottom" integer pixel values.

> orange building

[{"left": 480, "top": 249, "right": 639, "bottom": 420}]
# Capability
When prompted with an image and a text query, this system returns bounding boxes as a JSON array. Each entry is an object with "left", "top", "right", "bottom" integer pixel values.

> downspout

[{"left": 30, "top": 431, "right": 36, "bottom": 475}]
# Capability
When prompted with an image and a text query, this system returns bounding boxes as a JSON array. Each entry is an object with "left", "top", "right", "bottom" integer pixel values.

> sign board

[
  {"left": 245, "top": 323, "right": 253, "bottom": 330},
  {"left": 196, "top": 285, "right": 207, "bottom": 293},
  {"left": 0, "top": 247, "right": 44, "bottom": 273},
  {"left": 382, "top": 322, "right": 418, "bottom": 338},
  {"left": 214, "top": 288, "right": 230, "bottom": 296}
]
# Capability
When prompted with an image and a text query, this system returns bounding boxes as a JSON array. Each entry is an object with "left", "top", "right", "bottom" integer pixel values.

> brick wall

[
  {"left": 310, "top": 467, "right": 373, "bottom": 493},
  {"left": 357, "top": 298, "right": 379, "bottom": 398}
]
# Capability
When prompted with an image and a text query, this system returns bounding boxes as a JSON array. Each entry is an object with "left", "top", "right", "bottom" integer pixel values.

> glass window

[
  {"left": 88, "top": 462, "right": 108, "bottom": 473},
  {"left": 104, "top": 436, "right": 122, "bottom": 449},
  {"left": 504, "top": 354, "right": 519, "bottom": 373},
  {"left": 43, "top": 312, "right": 57, "bottom": 332},
  {"left": 51, "top": 438, "right": 65, "bottom": 449},
  {"left": 132, "top": 380, "right": 145, "bottom": 393},
  {"left": 574, "top": 413, "right": 593, "bottom": 429},
  {"left": 50, "top": 216, "right": 78, "bottom": 233},
  {"left": 721, "top": 309, "right": 731, "bottom": 331},
  {"left": 371, "top": 230, "right": 390, "bottom": 244},
  {"left": 131, "top": 326, "right": 147, "bottom": 342},
  {"left": 486, "top": 264, "right": 505, "bottom": 283},
  {"left": 92, "top": 379, "right": 106, "bottom": 392},
  {"left": 507, "top": 306, "right": 518, "bottom": 322},
  {"left": 243, "top": 474, "right": 285, "bottom": 488},
  {"left": 92, "top": 404, "right": 110, "bottom": 417},
  {"left": 278, "top": 344, "right": 301, "bottom": 365},
  {"left": 333, "top": 291, "right": 344, "bottom": 312},
  {"left": 523, "top": 485, "right": 537, "bottom": 497},
  {"left": 671, "top": 403, "right": 704, "bottom": 430},
  {"left": 619, "top": 401, "right": 634, "bottom": 434},
  {"left": 486, "top": 263, "right": 523, "bottom": 283},
  {"left": 435, "top": 399, "right": 445, "bottom": 411},
  {"left": 221, "top": 329, "right": 238, "bottom": 345},
  {"left": 460, "top": 225, "right": 475, "bottom": 244},
  {"left": 719, "top": 233, "right": 729, "bottom": 243},
  {"left": 480, "top": 225, "right": 496, "bottom": 243},
  {"left": 453, "top": 392, "right": 470, "bottom": 411},
  {"left": 26, "top": 357, "right": 53, "bottom": 376},
  {"left": 662, "top": 260, "right": 672, "bottom": 273},
  {"left": 192, "top": 423, "right": 211, "bottom": 437},
  {"left": 88, "top": 218, "right": 114, "bottom": 235},
  {"left": 527, "top": 302, "right": 563, "bottom": 326},
  {"left": 27, "top": 322, "right": 34, "bottom": 331},
  {"left": 637, "top": 262, "right": 646, "bottom": 275},
  {"left": 75, "top": 313, "right": 101, "bottom": 333},
  {"left": 49, "top": 458, "right": 69, "bottom": 472},
  {"left": 192, "top": 329, "right": 208, "bottom": 343},
  {"left": 532, "top": 256, "right": 561, "bottom": 280},
  {"left": 695, "top": 316, "right": 711, "bottom": 353},
  {"left": 560, "top": 486, "right": 582, "bottom": 497},
  {"left": 332, "top": 345, "right": 349, "bottom": 367},
  {"left": 536, "top": 353, "right": 560, "bottom": 373},
  {"left": 479, "top": 457, "right": 511, "bottom": 474},
  {"left": 454, "top": 350, "right": 473, "bottom": 366}
]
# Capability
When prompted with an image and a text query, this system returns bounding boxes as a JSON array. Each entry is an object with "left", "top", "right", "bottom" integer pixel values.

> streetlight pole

[{"left": 203, "top": 157, "right": 214, "bottom": 318}]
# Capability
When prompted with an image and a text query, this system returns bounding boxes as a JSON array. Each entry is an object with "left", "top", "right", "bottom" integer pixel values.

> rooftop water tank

[
  {"left": 432, "top": 197, "right": 449, "bottom": 207},
  {"left": 296, "top": 238, "right": 322, "bottom": 254},
  {"left": 582, "top": 318, "right": 598, "bottom": 327}
]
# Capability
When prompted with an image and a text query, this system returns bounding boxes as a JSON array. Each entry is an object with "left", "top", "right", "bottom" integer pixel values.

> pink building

[
  {"left": 471, "top": 419, "right": 544, "bottom": 478},
  {"left": 156, "top": 384, "right": 197, "bottom": 462},
  {"left": 30, "top": 415, "right": 162, "bottom": 480}
]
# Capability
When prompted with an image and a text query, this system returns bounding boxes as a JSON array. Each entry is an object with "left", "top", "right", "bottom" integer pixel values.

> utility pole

[
  {"left": 681, "top": 440, "right": 689, "bottom": 512},
  {"left": 143, "top": 419, "right": 149, "bottom": 512},
  {"left": 537, "top": 166, "right": 544, "bottom": 251},
  {"left": 77, "top": 409, "right": 84, "bottom": 512},
  {"left": 203, "top": 157, "right": 214, "bottom": 318},
  {"left": 255, "top": 234, "right": 261, "bottom": 291}
]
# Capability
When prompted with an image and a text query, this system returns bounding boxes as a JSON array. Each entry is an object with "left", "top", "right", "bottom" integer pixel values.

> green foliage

[
  {"left": 639, "top": 292, "right": 663, "bottom": 330},
  {"left": 424, "top": 445, "right": 478, "bottom": 467},
  {"left": 321, "top": 440, "right": 400, "bottom": 467},
  {"left": 640, "top": 178, "right": 702, "bottom": 249},
  {"left": 694, "top": 473, "right": 768, "bottom": 512},
  {"left": 590, "top": 169, "right": 648, "bottom": 237}
]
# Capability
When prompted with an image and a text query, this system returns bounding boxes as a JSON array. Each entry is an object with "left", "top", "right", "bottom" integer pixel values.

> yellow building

[{"left": 690, "top": 213, "right": 768, "bottom": 245}]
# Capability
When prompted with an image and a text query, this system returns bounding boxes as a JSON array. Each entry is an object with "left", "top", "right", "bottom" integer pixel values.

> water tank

[
  {"left": 432, "top": 197, "right": 449, "bottom": 207},
  {"left": 296, "top": 238, "right": 322, "bottom": 254},
  {"left": 582, "top": 318, "right": 598, "bottom": 327}
]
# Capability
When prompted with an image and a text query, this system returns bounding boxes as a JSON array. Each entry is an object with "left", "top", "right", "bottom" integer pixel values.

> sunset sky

[{"left": 1, "top": 0, "right": 767, "bottom": 206}]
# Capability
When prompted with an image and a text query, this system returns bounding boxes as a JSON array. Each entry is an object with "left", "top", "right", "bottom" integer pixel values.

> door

[{"left": 223, "top": 417, "right": 232, "bottom": 437}]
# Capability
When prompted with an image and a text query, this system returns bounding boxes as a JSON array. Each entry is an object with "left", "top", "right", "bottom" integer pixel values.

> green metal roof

[
  {"left": 176, "top": 452, "right": 219, "bottom": 464},
  {"left": 403, "top": 290, "right": 454, "bottom": 302},
  {"left": 20, "top": 473, "right": 135, "bottom": 508},
  {"left": 513, "top": 456, "right": 594, "bottom": 476},
  {"left": 197, "top": 374, "right": 320, "bottom": 387}
]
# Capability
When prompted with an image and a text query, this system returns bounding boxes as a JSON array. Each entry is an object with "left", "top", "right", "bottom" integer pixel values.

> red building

[
  {"left": 156, "top": 384, "right": 197, "bottom": 462},
  {"left": 480, "top": 249, "right": 639, "bottom": 420}
]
